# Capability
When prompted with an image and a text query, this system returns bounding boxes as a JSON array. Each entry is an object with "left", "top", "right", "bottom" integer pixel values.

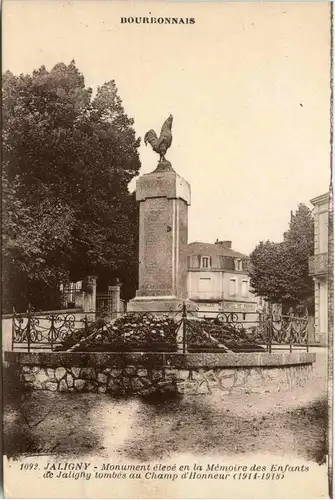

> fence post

[
  {"left": 50, "top": 313, "right": 55, "bottom": 351},
  {"left": 83, "top": 315, "right": 89, "bottom": 336},
  {"left": 26, "top": 305, "right": 32, "bottom": 353},
  {"left": 306, "top": 313, "right": 309, "bottom": 353},
  {"left": 288, "top": 308, "right": 293, "bottom": 353},
  {"left": 268, "top": 303, "right": 273, "bottom": 353},
  {"left": 182, "top": 302, "right": 187, "bottom": 354},
  {"left": 11, "top": 307, "right": 16, "bottom": 351}
]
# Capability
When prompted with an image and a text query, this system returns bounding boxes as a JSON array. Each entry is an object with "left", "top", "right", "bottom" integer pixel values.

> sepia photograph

[{"left": 2, "top": 1, "right": 333, "bottom": 498}]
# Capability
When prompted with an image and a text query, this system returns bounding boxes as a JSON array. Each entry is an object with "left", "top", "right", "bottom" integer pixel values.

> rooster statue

[{"left": 144, "top": 114, "right": 173, "bottom": 163}]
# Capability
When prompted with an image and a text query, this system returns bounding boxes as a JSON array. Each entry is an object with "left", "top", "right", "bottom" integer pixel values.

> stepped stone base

[{"left": 127, "top": 297, "right": 197, "bottom": 314}]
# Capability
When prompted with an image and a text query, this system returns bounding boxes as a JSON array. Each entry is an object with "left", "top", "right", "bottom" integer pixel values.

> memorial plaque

[{"left": 141, "top": 198, "right": 171, "bottom": 293}]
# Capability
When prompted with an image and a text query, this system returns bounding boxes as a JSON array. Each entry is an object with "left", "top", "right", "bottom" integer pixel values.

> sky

[{"left": 3, "top": 1, "right": 331, "bottom": 254}]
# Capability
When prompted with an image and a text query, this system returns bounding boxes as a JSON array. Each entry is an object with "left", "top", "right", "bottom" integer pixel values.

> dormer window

[
  {"left": 201, "top": 256, "right": 211, "bottom": 268},
  {"left": 235, "top": 259, "right": 243, "bottom": 271}
]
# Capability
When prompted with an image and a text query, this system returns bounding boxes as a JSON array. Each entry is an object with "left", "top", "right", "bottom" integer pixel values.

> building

[
  {"left": 309, "top": 193, "right": 329, "bottom": 345},
  {"left": 186, "top": 240, "right": 258, "bottom": 321}
]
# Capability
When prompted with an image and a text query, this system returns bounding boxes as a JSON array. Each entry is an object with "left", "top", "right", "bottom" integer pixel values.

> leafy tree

[
  {"left": 2, "top": 62, "right": 140, "bottom": 312},
  {"left": 249, "top": 204, "right": 314, "bottom": 310}
]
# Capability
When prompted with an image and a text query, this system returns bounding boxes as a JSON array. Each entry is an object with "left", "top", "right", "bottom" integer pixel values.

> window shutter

[
  {"left": 241, "top": 280, "right": 248, "bottom": 298},
  {"left": 209, "top": 256, "right": 212, "bottom": 268}
]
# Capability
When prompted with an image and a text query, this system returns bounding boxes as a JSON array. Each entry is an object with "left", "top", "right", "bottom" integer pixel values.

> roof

[
  {"left": 187, "top": 241, "right": 246, "bottom": 258},
  {"left": 310, "top": 193, "right": 329, "bottom": 206}
]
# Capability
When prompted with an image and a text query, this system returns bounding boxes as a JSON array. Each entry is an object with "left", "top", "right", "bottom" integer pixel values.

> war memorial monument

[{"left": 128, "top": 115, "right": 195, "bottom": 312}]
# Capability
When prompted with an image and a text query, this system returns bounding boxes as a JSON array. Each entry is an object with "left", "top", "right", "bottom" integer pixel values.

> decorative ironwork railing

[
  {"left": 11, "top": 307, "right": 91, "bottom": 352},
  {"left": 271, "top": 312, "right": 308, "bottom": 350},
  {"left": 11, "top": 303, "right": 309, "bottom": 353},
  {"left": 309, "top": 253, "right": 328, "bottom": 276}
]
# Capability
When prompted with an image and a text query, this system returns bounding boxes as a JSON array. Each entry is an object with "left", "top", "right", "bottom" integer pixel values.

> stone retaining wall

[{"left": 4, "top": 351, "right": 316, "bottom": 396}]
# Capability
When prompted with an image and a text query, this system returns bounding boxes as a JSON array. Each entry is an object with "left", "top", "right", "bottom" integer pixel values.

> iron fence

[
  {"left": 11, "top": 307, "right": 91, "bottom": 352},
  {"left": 11, "top": 303, "right": 309, "bottom": 353}
]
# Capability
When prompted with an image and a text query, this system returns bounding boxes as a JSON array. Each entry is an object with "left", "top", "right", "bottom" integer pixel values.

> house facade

[
  {"left": 309, "top": 193, "right": 329, "bottom": 346},
  {"left": 186, "top": 240, "right": 258, "bottom": 321}
]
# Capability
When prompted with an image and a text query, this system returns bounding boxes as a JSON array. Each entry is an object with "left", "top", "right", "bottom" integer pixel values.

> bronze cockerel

[{"left": 144, "top": 114, "right": 173, "bottom": 162}]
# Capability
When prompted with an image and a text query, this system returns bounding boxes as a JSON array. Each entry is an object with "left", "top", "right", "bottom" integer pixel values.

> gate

[
  {"left": 96, "top": 292, "right": 113, "bottom": 315},
  {"left": 95, "top": 292, "right": 126, "bottom": 317}
]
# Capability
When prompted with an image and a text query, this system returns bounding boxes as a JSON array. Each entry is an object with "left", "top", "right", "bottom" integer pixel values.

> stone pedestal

[
  {"left": 82, "top": 276, "right": 97, "bottom": 312},
  {"left": 128, "top": 164, "right": 195, "bottom": 313},
  {"left": 108, "top": 281, "right": 122, "bottom": 318}
]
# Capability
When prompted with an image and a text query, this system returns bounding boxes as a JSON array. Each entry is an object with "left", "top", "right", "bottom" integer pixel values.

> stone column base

[{"left": 127, "top": 296, "right": 198, "bottom": 315}]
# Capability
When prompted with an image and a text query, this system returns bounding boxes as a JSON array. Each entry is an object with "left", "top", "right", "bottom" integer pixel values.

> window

[
  {"left": 229, "top": 278, "right": 237, "bottom": 296},
  {"left": 319, "top": 212, "right": 328, "bottom": 253},
  {"left": 241, "top": 280, "right": 249, "bottom": 298},
  {"left": 235, "top": 259, "right": 243, "bottom": 271},
  {"left": 201, "top": 256, "right": 211, "bottom": 268}
]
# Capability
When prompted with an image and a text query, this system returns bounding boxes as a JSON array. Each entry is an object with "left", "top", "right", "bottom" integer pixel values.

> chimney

[{"left": 215, "top": 239, "right": 232, "bottom": 249}]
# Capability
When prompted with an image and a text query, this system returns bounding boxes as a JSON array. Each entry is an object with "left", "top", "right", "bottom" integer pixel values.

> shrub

[
  {"left": 56, "top": 313, "right": 178, "bottom": 352},
  {"left": 186, "top": 318, "right": 265, "bottom": 352}
]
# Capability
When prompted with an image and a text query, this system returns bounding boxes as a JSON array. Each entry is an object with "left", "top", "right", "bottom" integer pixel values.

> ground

[{"left": 4, "top": 349, "right": 328, "bottom": 465}]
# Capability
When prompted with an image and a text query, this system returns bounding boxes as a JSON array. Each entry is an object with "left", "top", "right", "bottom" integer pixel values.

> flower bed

[
  {"left": 55, "top": 313, "right": 179, "bottom": 352},
  {"left": 186, "top": 318, "right": 266, "bottom": 352},
  {"left": 54, "top": 313, "right": 266, "bottom": 353}
]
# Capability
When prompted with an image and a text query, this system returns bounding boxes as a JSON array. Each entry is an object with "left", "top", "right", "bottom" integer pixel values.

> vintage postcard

[{"left": 2, "top": 1, "right": 333, "bottom": 498}]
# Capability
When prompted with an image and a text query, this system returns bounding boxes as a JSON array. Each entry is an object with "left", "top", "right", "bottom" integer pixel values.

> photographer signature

[{"left": 23, "top": 441, "right": 61, "bottom": 455}]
